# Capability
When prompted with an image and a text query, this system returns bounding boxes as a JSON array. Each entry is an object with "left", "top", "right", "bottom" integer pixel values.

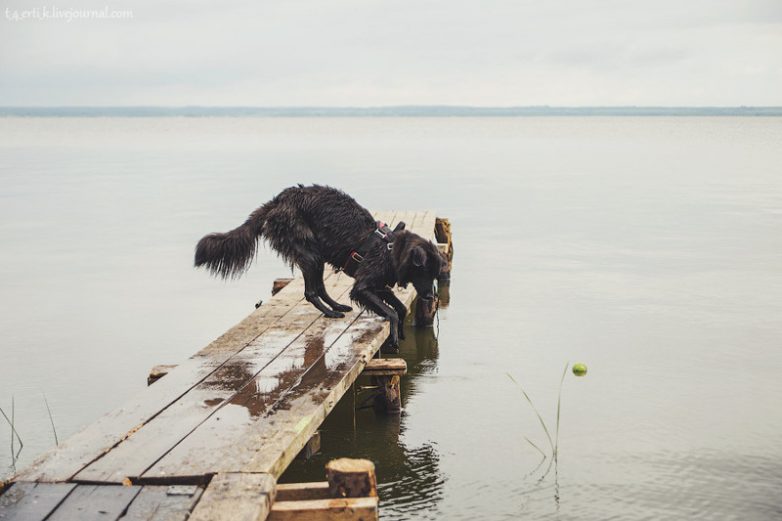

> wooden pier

[{"left": 1, "top": 211, "right": 452, "bottom": 521}]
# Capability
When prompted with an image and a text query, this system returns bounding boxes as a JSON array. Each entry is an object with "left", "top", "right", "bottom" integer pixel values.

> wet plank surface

[
  {"left": 3, "top": 210, "right": 437, "bottom": 520},
  {"left": 0, "top": 482, "right": 76, "bottom": 521},
  {"left": 46, "top": 484, "right": 142, "bottom": 521},
  {"left": 189, "top": 473, "right": 275, "bottom": 521},
  {"left": 121, "top": 485, "right": 202, "bottom": 521}
]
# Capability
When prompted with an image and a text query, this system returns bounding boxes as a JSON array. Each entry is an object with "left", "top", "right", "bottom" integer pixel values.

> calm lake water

[{"left": 1, "top": 117, "right": 781, "bottom": 520}]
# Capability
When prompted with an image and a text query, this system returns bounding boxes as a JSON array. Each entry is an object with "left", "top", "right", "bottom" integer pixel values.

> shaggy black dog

[{"left": 195, "top": 184, "right": 442, "bottom": 347}]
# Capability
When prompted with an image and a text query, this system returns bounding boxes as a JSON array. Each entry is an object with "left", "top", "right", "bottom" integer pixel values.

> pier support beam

[
  {"left": 434, "top": 217, "right": 453, "bottom": 283},
  {"left": 295, "top": 431, "right": 321, "bottom": 461},
  {"left": 270, "top": 459, "right": 379, "bottom": 521},
  {"left": 363, "top": 358, "right": 407, "bottom": 413},
  {"left": 413, "top": 296, "right": 437, "bottom": 327}
]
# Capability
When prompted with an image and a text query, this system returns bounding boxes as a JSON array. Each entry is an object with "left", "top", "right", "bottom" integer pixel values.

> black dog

[{"left": 195, "top": 185, "right": 442, "bottom": 347}]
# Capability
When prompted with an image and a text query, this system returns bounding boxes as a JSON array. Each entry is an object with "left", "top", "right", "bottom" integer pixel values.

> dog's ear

[
  {"left": 393, "top": 221, "right": 405, "bottom": 232},
  {"left": 412, "top": 246, "right": 427, "bottom": 267}
]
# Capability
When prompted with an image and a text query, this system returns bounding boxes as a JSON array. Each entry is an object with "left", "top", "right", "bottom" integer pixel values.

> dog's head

[{"left": 394, "top": 232, "right": 443, "bottom": 300}]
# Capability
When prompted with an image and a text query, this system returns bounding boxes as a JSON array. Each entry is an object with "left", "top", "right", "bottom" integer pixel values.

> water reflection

[
  {"left": 280, "top": 317, "right": 445, "bottom": 520},
  {"left": 199, "top": 333, "right": 330, "bottom": 418}
]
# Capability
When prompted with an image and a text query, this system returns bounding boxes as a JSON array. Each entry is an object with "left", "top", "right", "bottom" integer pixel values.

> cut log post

[
  {"left": 295, "top": 431, "right": 321, "bottom": 461},
  {"left": 271, "top": 278, "right": 294, "bottom": 296},
  {"left": 325, "top": 459, "right": 378, "bottom": 499},
  {"left": 434, "top": 217, "right": 453, "bottom": 283},
  {"left": 437, "top": 282, "right": 450, "bottom": 309},
  {"left": 364, "top": 358, "right": 406, "bottom": 413},
  {"left": 147, "top": 364, "right": 178, "bottom": 386},
  {"left": 413, "top": 296, "right": 437, "bottom": 328}
]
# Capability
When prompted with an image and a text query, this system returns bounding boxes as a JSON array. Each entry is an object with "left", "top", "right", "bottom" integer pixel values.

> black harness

[{"left": 340, "top": 221, "right": 395, "bottom": 276}]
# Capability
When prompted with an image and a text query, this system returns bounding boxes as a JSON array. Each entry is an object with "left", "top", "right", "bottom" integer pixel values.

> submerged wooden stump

[
  {"left": 414, "top": 296, "right": 437, "bottom": 327},
  {"left": 364, "top": 358, "right": 406, "bottom": 413},
  {"left": 325, "top": 459, "right": 377, "bottom": 499},
  {"left": 434, "top": 217, "right": 453, "bottom": 283}
]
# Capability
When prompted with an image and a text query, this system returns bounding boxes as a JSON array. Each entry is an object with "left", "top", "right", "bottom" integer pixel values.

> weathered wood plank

[
  {"left": 46, "top": 484, "right": 142, "bottom": 521},
  {"left": 363, "top": 358, "right": 407, "bottom": 375},
  {"left": 0, "top": 482, "right": 76, "bottom": 521},
  {"left": 268, "top": 497, "right": 378, "bottom": 521},
  {"left": 188, "top": 473, "right": 275, "bottom": 521},
  {"left": 141, "top": 311, "right": 376, "bottom": 481},
  {"left": 75, "top": 279, "right": 356, "bottom": 483},
  {"left": 121, "top": 485, "right": 202, "bottom": 521},
  {"left": 275, "top": 482, "right": 330, "bottom": 502}
]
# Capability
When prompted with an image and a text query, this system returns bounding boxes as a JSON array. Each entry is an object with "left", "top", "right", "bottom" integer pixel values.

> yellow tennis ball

[{"left": 572, "top": 363, "right": 588, "bottom": 376}]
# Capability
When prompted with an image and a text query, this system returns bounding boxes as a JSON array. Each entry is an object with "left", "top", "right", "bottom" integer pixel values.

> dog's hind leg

[
  {"left": 314, "top": 261, "right": 353, "bottom": 313},
  {"left": 377, "top": 288, "right": 407, "bottom": 340},
  {"left": 350, "top": 285, "right": 400, "bottom": 347},
  {"left": 301, "top": 260, "right": 345, "bottom": 318}
]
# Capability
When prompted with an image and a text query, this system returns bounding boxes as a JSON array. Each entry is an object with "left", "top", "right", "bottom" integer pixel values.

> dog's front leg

[
  {"left": 377, "top": 288, "right": 407, "bottom": 341},
  {"left": 350, "top": 287, "right": 399, "bottom": 347}
]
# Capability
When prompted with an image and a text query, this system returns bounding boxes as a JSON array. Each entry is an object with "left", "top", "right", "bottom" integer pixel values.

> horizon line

[{"left": 2, "top": 105, "right": 781, "bottom": 117}]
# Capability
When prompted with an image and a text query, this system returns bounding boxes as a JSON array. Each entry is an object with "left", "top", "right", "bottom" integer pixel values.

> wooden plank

[
  {"left": 275, "top": 482, "right": 330, "bottom": 502},
  {"left": 422, "top": 210, "right": 438, "bottom": 240},
  {"left": 75, "top": 279, "right": 356, "bottom": 484},
  {"left": 0, "top": 482, "right": 76, "bottom": 521},
  {"left": 188, "top": 473, "right": 275, "bottom": 521},
  {"left": 121, "top": 486, "right": 202, "bottom": 521},
  {"left": 141, "top": 311, "right": 376, "bottom": 481},
  {"left": 47, "top": 484, "right": 142, "bottom": 521},
  {"left": 268, "top": 497, "right": 378, "bottom": 521},
  {"left": 363, "top": 358, "right": 407, "bottom": 375},
  {"left": 15, "top": 286, "right": 308, "bottom": 483}
]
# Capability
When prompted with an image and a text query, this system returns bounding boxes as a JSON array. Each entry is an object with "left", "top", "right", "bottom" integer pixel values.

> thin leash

[{"left": 433, "top": 288, "right": 441, "bottom": 340}]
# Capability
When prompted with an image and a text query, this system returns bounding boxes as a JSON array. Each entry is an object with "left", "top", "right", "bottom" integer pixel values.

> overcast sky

[{"left": 1, "top": 0, "right": 781, "bottom": 106}]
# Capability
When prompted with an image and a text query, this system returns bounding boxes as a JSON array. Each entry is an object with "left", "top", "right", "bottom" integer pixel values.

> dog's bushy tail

[{"left": 195, "top": 205, "right": 269, "bottom": 279}]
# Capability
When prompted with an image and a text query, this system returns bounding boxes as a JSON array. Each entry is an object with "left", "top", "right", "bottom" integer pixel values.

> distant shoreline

[{"left": 1, "top": 106, "right": 781, "bottom": 117}]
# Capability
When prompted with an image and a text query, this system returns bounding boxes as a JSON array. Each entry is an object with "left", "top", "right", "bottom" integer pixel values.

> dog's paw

[
  {"left": 323, "top": 310, "right": 345, "bottom": 319},
  {"left": 332, "top": 303, "right": 353, "bottom": 312},
  {"left": 381, "top": 341, "right": 400, "bottom": 354}
]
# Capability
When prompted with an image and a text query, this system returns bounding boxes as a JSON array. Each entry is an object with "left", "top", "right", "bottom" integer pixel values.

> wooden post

[
  {"left": 364, "top": 359, "right": 406, "bottom": 414},
  {"left": 434, "top": 217, "right": 453, "bottom": 283},
  {"left": 325, "top": 459, "right": 378, "bottom": 499},
  {"left": 413, "top": 296, "right": 437, "bottom": 328},
  {"left": 271, "top": 278, "right": 294, "bottom": 296},
  {"left": 147, "top": 364, "right": 177, "bottom": 386}
]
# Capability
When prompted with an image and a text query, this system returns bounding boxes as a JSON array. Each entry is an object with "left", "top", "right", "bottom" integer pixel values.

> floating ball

[{"left": 572, "top": 363, "right": 588, "bottom": 377}]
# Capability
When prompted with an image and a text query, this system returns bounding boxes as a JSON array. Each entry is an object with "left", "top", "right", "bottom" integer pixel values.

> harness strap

[{"left": 341, "top": 221, "right": 394, "bottom": 276}]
